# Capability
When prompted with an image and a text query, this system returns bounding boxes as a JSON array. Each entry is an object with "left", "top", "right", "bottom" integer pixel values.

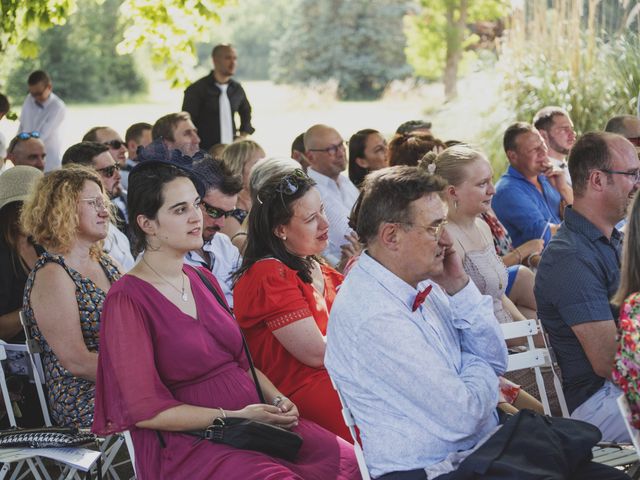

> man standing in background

[
  {"left": 18, "top": 70, "right": 66, "bottom": 172},
  {"left": 182, "top": 44, "right": 254, "bottom": 151}
]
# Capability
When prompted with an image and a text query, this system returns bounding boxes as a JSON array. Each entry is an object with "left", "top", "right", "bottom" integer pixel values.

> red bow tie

[{"left": 412, "top": 285, "right": 433, "bottom": 312}]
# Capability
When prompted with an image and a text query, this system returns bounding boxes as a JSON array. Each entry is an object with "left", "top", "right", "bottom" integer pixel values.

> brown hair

[{"left": 388, "top": 133, "right": 445, "bottom": 167}]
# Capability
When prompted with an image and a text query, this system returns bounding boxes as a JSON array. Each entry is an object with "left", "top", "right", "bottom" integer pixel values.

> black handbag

[
  {"left": 183, "top": 268, "right": 303, "bottom": 461},
  {"left": 0, "top": 426, "right": 96, "bottom": 448}
]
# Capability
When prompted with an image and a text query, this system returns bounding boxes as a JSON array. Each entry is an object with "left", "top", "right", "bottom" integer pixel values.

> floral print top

[
  {"left": 613, "top": 292, "right": 640, "bottom": 429},
  {"left": 481, "top": 211, "right": 514, "bottom": 257}
]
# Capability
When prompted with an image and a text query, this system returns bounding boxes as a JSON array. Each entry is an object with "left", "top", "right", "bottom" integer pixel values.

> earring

[
  {"left": 453, "top": 200, "right": 458, "bottom": 210},
  {"left": 282, "top": 236, "right": 287, "bottom": 241}
]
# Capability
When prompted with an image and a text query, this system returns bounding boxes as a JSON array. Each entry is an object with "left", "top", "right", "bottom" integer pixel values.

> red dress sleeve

[
  {"left": 234, "top": 259, "right": 313, "bottom": 331},
  {"left": 92, "top": 288, "right": 182, "bottom": 435}
]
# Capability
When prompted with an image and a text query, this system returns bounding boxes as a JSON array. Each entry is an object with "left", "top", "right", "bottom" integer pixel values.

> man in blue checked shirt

[{"left": 326, "top": 166, "right": 627, "bottom": 480}]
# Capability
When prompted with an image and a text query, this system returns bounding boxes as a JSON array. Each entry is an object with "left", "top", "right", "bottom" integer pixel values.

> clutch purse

[
  {"left": 0, "top": 426, "right": 96, "bottom": 448},
  {"left": 186, "top": 417, "right": 303, "bottom": 461}
]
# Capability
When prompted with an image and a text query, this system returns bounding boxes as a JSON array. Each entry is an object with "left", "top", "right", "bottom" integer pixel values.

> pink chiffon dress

[{"left": 92, "top": 266, "right": 358, "bottom": 480}]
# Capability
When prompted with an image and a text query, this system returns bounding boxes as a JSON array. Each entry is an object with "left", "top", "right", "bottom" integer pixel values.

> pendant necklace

[{"left": 142, "top": 256, "right": 188, "bottom": 302}]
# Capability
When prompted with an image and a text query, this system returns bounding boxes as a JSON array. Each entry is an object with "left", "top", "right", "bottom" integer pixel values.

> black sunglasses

[
  {"left": 104, "top": 139, "right": 125, "bottom": 149},
  {"left": 276, "top": 169, "right": 309, "bottom": 196},
  {"left": 96, "top": 163, "right": 121, "bottom": 178},
  {"left": 201, "top": 202, "right": 235, "bottom": 219}
]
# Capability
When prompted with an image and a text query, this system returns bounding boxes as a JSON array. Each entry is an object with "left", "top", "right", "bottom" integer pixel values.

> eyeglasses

[
  {"left": 80, "top": 196, "right": 108, "bottom": 212},
  {"left": 17, "top": 131, "right": 40, "bottom": 140},
  {"left": 104, "top": 139, "right": 125, "bottom": 150},
  {"left": 201, "top": 202, "right": 235, "bottom": 219},
  {"left": 598, "top": 169, "right": 640, "bottom": 184},
  {"left": 308, "top": 141, "right": 345, "bottom": 156},
  {"left": 96, "top": 163, "right": 121, "bottom": 178},
  {"left": 400, "top": 220, "right": 448, "bottom": 241}
]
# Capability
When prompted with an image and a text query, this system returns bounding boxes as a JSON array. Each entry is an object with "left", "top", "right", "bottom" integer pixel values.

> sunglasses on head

[
  {"left": 17, "top": 131, "right": 40, "bottom": 140},
  {"left": 275, "top": 169, "right": 309, "bottom": 196},
  {"left": 201, "top": 202, "right": 235, "bottom": 219},
  {"left": 96, "top": 163, "right": 121, "bottom": 178},
  {"left": 104, "top": 139, "right": 125, "bottom": 149}
]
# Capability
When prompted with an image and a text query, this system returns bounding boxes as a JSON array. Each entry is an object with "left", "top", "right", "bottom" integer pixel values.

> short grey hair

[{"left": 249, "top": 157, "right": 300, "bottom": 201}]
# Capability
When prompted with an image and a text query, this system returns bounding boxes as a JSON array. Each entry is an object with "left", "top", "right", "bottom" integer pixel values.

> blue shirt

[
  {"left": 325, "top": 252, "right": 507, "bottom": 478},
  {"left": 492, "top": 166, "right": 562, "bottom": 247},
  {"left": 534, "top": 207, "right": 622, "bottom": 413}
]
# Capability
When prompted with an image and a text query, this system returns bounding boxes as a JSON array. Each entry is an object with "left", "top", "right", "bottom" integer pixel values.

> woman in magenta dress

[{"left": 92, "top": 161, "right": 358, "bottom": 480}]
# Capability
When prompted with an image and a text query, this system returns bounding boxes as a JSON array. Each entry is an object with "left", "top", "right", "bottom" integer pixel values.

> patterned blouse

[
  {"left": 22, "top": 252, "right": 120, "bottom": 428},
  {"left": 481, "top": 211, "right": 514, "bottom": 257},
  {"left": 613, "top": 292, "right": 640, "bottom": 429}
]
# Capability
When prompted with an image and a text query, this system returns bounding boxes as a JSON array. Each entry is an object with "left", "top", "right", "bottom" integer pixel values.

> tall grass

[{"left": 480, "top": 0, "right": 640, "bottom": 176}]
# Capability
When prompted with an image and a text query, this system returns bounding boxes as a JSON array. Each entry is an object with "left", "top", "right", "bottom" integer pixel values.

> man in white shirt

[
  {"left": 304, "top": 124, "right": 359, "bottom": 266},
  {"left": 533, "top": 106, "right": 576, "bottom": 185},
  {"left": 18, "top": 70, "right": 66, "bottom": 172},
  {"left": 185, "top": 157, "right": 243, "bottom": 307}
]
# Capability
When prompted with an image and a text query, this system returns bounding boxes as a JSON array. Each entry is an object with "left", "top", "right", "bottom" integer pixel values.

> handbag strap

[{"left": 192, "top": 267, "right": 266, "bottom": 404}]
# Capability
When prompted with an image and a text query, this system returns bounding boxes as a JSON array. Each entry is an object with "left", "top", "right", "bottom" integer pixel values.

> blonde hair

[
  {"left": 20, "top": 165, "right": 108, "bottom": 259},
  {"left": 419, "top": 144, "right": 485, "bottom": 186},
  {"left": 221, "top": 139, "right": 265, "bottom": 179},
  {"left": 612, "top": 191, "right": 640, "bottom": 306}
]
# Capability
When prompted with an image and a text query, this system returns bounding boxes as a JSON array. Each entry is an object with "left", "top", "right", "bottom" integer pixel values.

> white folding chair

[
  {"left": 330, "top": 378, "right": 371, "bottom": 480},
  {"left": 19, "top": 312, "right": 134, "bottom": 479},
  {"left": 0, "top": 341, "right": 52, "bottom": 480},
  {"left": 500, "top": 319, "right": 567, "bottom": 415}
]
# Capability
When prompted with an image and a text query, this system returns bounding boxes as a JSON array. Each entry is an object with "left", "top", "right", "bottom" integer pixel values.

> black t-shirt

[{"left": 0, "top": 237, "right": 42, "bottom": 342}]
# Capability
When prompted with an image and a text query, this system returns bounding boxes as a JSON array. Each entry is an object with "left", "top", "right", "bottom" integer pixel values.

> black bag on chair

[
  {"left": 0, "top": 426, "right": 96, "bottom": 448},
  {"left": 180, "top": 268, "right": 303, "bottom": 461}
]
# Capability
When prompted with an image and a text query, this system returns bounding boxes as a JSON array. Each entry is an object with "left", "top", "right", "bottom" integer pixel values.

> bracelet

[
  {"left": 272, "top": 395, "right": 286, "bottom": 407},
  {"left": 513, "top": 247, "right": 522, "bottom": 264},
  {"left": 525, "top": 253, "right": 538, "bottom": 266}
]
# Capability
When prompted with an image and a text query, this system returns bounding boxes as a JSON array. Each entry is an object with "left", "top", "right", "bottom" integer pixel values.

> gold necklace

[
  {"left": 142, "top": 256, "right": 188, "bottom": 302},
  {"left": 453, "top": 219, "right": 504, "bottom": 291}
]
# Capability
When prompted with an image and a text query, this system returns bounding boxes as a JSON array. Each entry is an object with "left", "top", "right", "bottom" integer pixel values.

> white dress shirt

[
  {"left": 184, "top": 232, "right": 241, "bottom": 308},
  {"left": 18, "top": 92, "right": 66, "bottom": 172},
  {"left": 104, "top": 223, "right": 135, "bottom": 272},
  {"left": 548, "top": 156, "right": 571, "bottom": 186},
  {"left": 307, "top": 168, "right": 359, "bottom": 266}
]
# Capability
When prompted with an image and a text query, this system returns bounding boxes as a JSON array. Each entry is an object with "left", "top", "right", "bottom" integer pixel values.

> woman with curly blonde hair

[
  {"left": 220, "top": 139, "right": 265, "bottom": 251},
  {"left": 21, "top": 165, "right": 121, "bottom": 427}
]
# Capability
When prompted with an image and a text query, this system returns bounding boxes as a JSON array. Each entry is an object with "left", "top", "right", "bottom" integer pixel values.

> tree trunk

[{"left": 443, "top": 0, "right": 469, "bottom": 101}]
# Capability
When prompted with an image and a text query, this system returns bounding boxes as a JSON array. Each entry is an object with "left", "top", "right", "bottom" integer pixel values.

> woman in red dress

[{"left": 234, "top": 169, "right": 351, "bottom": 441}]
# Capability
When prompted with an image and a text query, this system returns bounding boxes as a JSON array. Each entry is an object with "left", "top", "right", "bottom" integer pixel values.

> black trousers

[{"left": 377, "top": 461, "right": 630, "bottom": 480}]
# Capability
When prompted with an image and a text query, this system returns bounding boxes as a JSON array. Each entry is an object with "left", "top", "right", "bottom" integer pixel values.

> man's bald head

[
  {"left": 303, "top": 124, "right": 347, "bottom": 180},
  {"left": 604, "top": 115, "right": 640, "bottom": 147}
]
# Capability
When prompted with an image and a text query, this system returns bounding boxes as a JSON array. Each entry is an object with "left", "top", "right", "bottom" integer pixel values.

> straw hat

[{"left": 0, "top": 165, "right": 44, "bottom": 211}]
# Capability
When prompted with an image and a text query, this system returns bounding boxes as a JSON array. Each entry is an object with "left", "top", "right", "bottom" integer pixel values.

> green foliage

[
  {"left": 117, "top": 0, "right": 227, "bottom": 88},
  {"left": 206, "top": 0, "right": 289, "bottom": 80},
  {"left": 0, "top": 0, "right": 77, "bottom": 56},
  {"left": 5, "top": 0, "right": 146, "bottom": 103},
  {"left": 405, "top": 0, "right": 509, "bottom": 81},
  {"left": 270, "top": 0, "right": 412, "bottom": 100}
]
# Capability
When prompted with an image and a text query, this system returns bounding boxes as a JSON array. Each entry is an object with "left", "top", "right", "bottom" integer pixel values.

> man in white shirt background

[
  {"left": 18, "top": 70, "right": 66, "bottom": 172},
  {"left": 304, "top": 124, "right": 360, "bottom": 267}
]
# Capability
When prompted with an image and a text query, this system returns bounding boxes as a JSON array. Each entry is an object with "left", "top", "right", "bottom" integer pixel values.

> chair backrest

[
  {"left": 617, "top": 394, "right": 640, "bottom": 452},
  {"left": 500, "top": 319, "right": 569, "bottom": 416},
  {"left": 18, "top": 310, "right": 52, "bottom": 426},
  {"left": 0, "top": 342, "right": 28, "bottom": 427},
  {"left": 330, "top": 378, "right": 371, "bottom": 480}
]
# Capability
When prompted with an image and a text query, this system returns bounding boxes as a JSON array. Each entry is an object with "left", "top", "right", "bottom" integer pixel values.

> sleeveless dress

[
  {"left": 92, "top": 266, "right": 358, "bottom": 480},
  {"left": 22, "top": 252, "right": 120, "bottom": 427},
  {"left": 458, "top": 230, "right": 560, "bottom": 412}
]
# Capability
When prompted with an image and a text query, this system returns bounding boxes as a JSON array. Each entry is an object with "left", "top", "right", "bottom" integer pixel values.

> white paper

[{"left": 34, "top": 447, "right": 101, "bottom": 471}]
